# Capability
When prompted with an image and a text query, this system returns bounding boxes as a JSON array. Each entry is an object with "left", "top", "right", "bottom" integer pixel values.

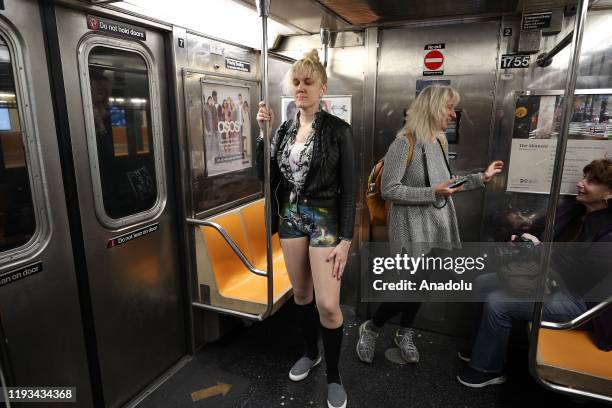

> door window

[
  {"left": 84, "top": 43, "right": 164, "bottom": 225},
  {"left": 0, "top": 36, "right": 36, "bottom": 252}
]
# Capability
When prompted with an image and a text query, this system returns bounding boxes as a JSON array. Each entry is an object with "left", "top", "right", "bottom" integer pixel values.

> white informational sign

[
  {"left": 201, "top": 82, "right": 252, "bottom": 177},
  {"left": 422, "top": 43, "right": 445, "bottom": 76},
  {"left": 280, "top": 95, "right": 352, "bottom": 124},
  {"left": 506, "top": 139, "right": 612, "bottom": 194}
]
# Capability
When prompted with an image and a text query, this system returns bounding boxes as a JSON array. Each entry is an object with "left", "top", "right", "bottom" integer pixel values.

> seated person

[{"left": 457, "top": 158, "right": 612, "bottom": 388}]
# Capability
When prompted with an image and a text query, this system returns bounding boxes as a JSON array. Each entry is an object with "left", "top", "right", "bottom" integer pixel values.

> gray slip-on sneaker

[
  {"left": 288, "top": 355, "right": 322, "bottom": 381},
  {"left": 327, "top": 382, "right": 347, "bottom": 408}
]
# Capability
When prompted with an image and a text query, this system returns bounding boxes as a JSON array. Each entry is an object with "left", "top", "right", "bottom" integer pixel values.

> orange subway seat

[
  {"left": 241, "top": 200, "right": 285, "bottom": 270},
  {"left": 537, "top": 328, "right": 612, "bottom": 397},
  {"left": 199, "top": 202, "right": 292, "bottom": 305},
  {"left": 200, "top": 213, "right": 253, "bottom": 297}
]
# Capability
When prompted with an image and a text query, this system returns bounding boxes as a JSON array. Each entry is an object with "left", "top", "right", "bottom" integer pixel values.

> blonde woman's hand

[
  {"left": 483, "top": 160, "right": 504, "bottom": 183},
  {"left": 434, "top": 179, "right": 465, "bottom": 198},
  {"left": 327, "top": 240, "right": 351, "bottom": 280},
  {"left": 256, "top": 101, "right": 274, "bottom": 130}
]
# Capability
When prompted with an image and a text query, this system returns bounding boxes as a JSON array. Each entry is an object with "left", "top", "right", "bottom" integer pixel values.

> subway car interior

[{"left": 0, "top": 0, "right": 611, "bottom": 407}]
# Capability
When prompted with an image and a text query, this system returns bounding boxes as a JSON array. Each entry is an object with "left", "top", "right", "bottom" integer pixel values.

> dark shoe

[
  {"left": 457, "top": 350, "right": 471, "bottom": 362},
  {"left": 327, "top": 382, "right": 347, "bottom": 408},
  {"left": 457, "top": 366, "right": 506, "bottom": 388}
]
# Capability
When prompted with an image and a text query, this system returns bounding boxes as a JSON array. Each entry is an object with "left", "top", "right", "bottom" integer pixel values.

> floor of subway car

[{"left": 138, "top": 304, "right": 606, "bottom": 408}]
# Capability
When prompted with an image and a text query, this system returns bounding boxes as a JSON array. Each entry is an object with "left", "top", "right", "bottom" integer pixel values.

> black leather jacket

[{"left": 256, "top": 110, "right": 356, "bottom": 239}]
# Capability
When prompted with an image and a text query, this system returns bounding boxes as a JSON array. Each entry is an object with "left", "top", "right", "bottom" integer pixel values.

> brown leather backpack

[{"left": 366, "top": 133, "right": 415, "bottom": 226}]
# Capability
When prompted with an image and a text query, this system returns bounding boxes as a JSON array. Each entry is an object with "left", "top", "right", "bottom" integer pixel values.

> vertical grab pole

[
  {"left": 528, "top": 0, "right": 588, "bottom": 385},
  {"left": 256, "top": 0, "right": 274, "bottom": 319}
]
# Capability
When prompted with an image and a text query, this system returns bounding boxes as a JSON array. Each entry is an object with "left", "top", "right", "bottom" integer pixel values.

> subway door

[
  {"left": 0, "top": 0, "right": 94, "bottom": 406},
  {"left": 54, "top": 7, "right": 185, "bottom": 407}
]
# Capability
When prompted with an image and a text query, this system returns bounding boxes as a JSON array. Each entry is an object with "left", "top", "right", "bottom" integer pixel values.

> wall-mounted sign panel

[
  {"left": 522, "top": 12, "right": 552, "bottom": 30},
  {"left": 506, "top": 92, "right": 612, "bottom": 194},
  {"left": 201, "top": 81, "right": 252, "bottom": 177},
  {"left": 225, "top": 57, "right": 251, "bottom": 73},
  {"left": 501, "top": 54, "right": 531, "bottom": 69},
  {"left": 423, "top": 43, "right": 445, "bottom": 76},
  {"left": 281, "top": 95, "right": 352, "bottom": 125},
  {"left": 86, "top": 15, "right": 146, "bottom": 41}
]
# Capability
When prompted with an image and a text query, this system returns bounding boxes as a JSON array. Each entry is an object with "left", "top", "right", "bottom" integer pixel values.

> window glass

[
  {"left": 88, "top": 46, "right": 157, "bottom": 219},
  {"left": 0, "top": 37, "right": 36, "bottom": 252}
]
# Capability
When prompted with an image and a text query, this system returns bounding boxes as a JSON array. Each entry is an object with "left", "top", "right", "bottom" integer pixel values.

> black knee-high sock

[
  {"left": 295, "top": 301, "right": 319, "bottom": 359},
  {"left": 321, "top": 324, "right": 343, "bottom": 384}
]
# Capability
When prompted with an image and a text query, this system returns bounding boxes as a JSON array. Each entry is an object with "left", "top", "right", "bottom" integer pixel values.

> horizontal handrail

[
  {"left": 186, "top": 217, "right": 267, "bottom": 277},
  {"left": 192, "top": 301, "right": 265, "bottom": 321},
  {"left": 541, "top": 299, "right": 611, "bottom": 330}
]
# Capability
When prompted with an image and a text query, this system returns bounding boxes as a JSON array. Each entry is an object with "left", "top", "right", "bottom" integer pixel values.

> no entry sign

[
  {"left": 423, "top": 43, "right": 445, "bottom": 76},
  {"left": 424, "top": 50, "right": 444, "bottom": 70}
]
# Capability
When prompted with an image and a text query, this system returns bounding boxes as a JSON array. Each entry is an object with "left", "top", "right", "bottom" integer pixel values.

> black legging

[
  {"left": 372, "top": 302, "right": 421, "bottom": 328},
  {"left": 370, "top": 248, "right": 453, "bottom": 328}
]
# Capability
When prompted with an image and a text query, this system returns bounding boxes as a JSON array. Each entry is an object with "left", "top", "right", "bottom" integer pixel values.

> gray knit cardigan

[{"left": 381, "top": 135, "right": 484, "bottom": 256}]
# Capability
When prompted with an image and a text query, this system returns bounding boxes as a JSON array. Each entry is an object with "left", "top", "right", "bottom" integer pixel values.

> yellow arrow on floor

[{"left": 191, "top": 382, "right": 232, "bottom": 402}]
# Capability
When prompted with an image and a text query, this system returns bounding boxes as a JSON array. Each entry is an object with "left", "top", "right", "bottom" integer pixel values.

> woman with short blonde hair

[{"left": 256, "top": 49, "right": 355, "bottom": 408}]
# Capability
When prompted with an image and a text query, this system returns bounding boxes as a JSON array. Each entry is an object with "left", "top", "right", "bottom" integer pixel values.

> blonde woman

[
  {"left": 356, "top": 85, "right": 503, "bottom": 365},
  {"left": 256, "top": 49, "right": 355, "bottom": 408}
]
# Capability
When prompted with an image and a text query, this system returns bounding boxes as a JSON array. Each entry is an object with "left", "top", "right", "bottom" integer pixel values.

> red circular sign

[{"left": 424, "top": 50, "right": 444, "bottom": 70}]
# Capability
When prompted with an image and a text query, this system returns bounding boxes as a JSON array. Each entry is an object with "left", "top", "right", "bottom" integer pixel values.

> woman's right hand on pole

[
  {"left": 256, "top": 101, "right": 274, "bottom": 130},
  {"left": 434, "top": 179, "right": 464, "bottom": 198}
]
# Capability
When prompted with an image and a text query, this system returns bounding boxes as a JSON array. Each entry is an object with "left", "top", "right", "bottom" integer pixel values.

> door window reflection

[
  {"left": 0, "top": 36, "right": 36, "bottom": 252},
  {"left": 88, "top": 46, "right": 157, "bottom": 219}
]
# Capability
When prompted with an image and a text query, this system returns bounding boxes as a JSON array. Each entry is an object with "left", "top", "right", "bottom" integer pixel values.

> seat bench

[
  {"left": 194, "top": 199, "right": 292, "bottom": 316},
  {"left": 537, "top": 328, "right": 612, "bottom": 397}
]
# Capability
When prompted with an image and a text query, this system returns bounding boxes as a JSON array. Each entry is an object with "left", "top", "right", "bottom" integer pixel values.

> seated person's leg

[
  {"left": 541, "top": 290, "right": 587, "bottom": 323},
  {"left": 458, "top": 289, "right": 532, "bottom": 387}
]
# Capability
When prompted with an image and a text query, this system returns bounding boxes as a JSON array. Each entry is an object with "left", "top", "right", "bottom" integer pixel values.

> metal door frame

[{"left": 77, "top": 34, "right": 168, "bottom": 229}]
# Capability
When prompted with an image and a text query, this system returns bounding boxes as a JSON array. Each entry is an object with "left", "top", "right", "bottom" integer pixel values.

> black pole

[{"left": 536, "top": 30, "right": 574, "bottom": 67}]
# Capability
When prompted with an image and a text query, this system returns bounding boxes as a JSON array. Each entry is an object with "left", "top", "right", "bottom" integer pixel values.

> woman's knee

[
  {"left": 293, "top": 289, "right": 313, "bottom": 305},
  {"left": 316, "top": 298, "right": 341, "bottom": 322}
]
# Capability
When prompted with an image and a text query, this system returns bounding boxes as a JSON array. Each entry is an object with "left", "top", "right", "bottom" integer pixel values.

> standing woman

[
  {"left": 356, "top": 85, "right": 503, "bottom": 364},
  {"left": 256, "top": 49, "right": 355, "bottom": 408}
]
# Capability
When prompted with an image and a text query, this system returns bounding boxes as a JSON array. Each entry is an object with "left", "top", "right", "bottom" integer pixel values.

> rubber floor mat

[{"left": 138, "top": 359, "right": 249, "bottom": 408}]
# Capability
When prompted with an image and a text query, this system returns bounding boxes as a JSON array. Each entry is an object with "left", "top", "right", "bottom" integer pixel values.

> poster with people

[
  {"left": 201, "top": 82, "right": 252, "bottom": 177},
  {"left": 281, "top": 95, "right": 352, "bottom": 124}
]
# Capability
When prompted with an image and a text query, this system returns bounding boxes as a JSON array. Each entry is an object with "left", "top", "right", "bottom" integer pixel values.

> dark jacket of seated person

[{"left": 462, "top": 159, "right": 612, "bottom": 383}]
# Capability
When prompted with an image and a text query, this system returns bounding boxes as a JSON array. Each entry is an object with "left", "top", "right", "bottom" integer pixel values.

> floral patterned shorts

[{"left": 278, "top": 202, "right": 339, "bottom": 247}]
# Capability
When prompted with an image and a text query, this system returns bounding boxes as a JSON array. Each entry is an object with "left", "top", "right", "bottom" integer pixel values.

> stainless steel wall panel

[
  {"left": 0, "top": 0, "right": 93, "bottom": 406},
  {"left": 187, "top": 32, "right": 260, "bottom": 81},
  {"left": 375, "top": 21, "right": 501, "bottom": 242},
  {"left": 482, "top": 10, "right": 612, "bottom": 241}
]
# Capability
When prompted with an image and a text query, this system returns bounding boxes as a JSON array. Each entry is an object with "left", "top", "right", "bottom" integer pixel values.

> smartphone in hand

[{"left": 449, "top": 175, "right": 469, "bottom": 189}]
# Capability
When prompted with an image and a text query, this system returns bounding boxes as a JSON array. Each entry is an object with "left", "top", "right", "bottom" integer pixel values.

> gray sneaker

[
  {"left": 394, "top": 328, "right": 419, "bottom": 363},
  {"left": 327, "top": 382, "right": 347, "bottom": 408},
  {"left": 288, "top": 355, "right": 321, "bottom": 381},
  {"left": 356, "top": 320, "right": 378, "bottom": 363}
]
